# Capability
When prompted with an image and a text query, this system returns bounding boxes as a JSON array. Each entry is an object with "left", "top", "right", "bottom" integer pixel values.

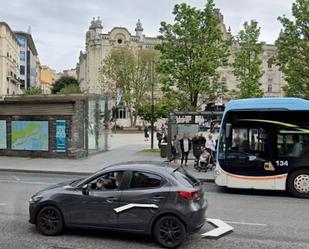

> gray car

[{"left": 29, "top": 162, "right": 207, "bottom": 248}]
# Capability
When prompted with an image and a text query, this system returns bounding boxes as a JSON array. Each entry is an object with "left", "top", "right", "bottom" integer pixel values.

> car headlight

[{"left": 29, "top": 195, "right": 43, "bottom": 204}]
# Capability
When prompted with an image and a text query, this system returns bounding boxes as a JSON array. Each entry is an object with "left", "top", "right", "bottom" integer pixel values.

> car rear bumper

[{"left": 187, "top": 200, "right": 208, "bottom": 233}]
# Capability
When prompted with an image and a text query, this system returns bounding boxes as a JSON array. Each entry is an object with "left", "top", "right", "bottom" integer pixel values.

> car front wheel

[
  {"left": 153, "top": 215, "right": 186, "bottom": 248},
  {"left": 36, "top": 206, "right": 64, "bottom": 236},
  {"left": 287, "top": 169, "right": 309, "bottom": 198}
]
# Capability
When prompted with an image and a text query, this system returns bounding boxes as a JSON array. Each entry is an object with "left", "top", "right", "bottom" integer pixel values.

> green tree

[
  {"left": 233, "top": 20, "right": 264, "bottom": 98},
  {"left": 51, "top": 76, "right": 79, "bottom": 94},
  {"left": 137, "top": 96, "right": 175, "bottom": 122},
  {"left": 100, "top": 47, "right": 157, "bottom": 127},
  {"left": 275, "top": 0, "right": 309, "bottom": 98},
  {"left": 23, "top": 86, "right": 44, "bottom": 95},
  {"left": 57, "top": 84, "right": 81, "bottom": 94},
  {"left": 156, "top": 0, "right": 230, "bottom": 111}
]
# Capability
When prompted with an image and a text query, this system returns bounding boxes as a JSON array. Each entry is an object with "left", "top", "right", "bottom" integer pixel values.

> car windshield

[{"left": 70, "top": 178, "right": 85, "bottom": 187}]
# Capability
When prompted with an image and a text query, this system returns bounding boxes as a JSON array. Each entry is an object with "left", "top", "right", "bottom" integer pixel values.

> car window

[
  {"left": 89, "top": 171, "right": 124, "bottom": 191},
  {"left": 129, "top": 171, "right": 162, "bottom": 189},
  {"left": 172, "top": 168, "right": 199, "bottom": 188}
]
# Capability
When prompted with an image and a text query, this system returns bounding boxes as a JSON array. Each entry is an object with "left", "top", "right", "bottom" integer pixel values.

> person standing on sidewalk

[
  {"left": 144, "top": 126, "right": 149, "bottom": 141},
  {"left": 172, "top": 135, "right": 181, "bottom": 165},
  {"left": 180, "top": 133, "right": 191, "bottom": 166},
  {"left": 205, "top": 133, "right": 216, "bottom": 165},
  {"left": 156, "top": 130, "right": 163, "bottom": 148}
]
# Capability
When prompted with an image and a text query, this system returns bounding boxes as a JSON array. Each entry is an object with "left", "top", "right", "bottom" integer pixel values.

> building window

[
  {"left": 117, "top": 39, "right": 123, "bottom": 44},
  {"left": 20, "top": 51, "right": 26, "bottom": 61},
  {"left": 268, "top": 63, "right": 272, "bottom": 69},
  {"left": 268, "top": 84, "right": 272, "bottom": 93},
  {"left": 17, "top": 36, "right": 26, "bottom": 47},
  {"left": 20, "top": 65, "right": 25, "bottom": 75},
  {"left": 116, "top": 108, "right": 127, "bottom": 119}
]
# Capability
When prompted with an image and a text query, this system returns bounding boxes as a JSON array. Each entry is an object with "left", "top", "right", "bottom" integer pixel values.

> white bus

[{"left": 215, "top": 98, "right": 309, "bottom": 198}]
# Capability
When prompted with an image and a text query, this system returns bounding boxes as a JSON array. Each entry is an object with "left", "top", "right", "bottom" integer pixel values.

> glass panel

[
  {"left": 278, "top": 133, "right": 309, "bottom": 158},
  {"left": 130, "top": 172, "right": 162, "bottom": 189}
]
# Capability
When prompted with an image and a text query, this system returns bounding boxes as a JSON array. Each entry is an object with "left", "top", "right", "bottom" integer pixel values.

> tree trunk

[
  {"left": 133, "top": 113, "right": 138, "bottom": 127},
  {"left": 128, "top": 108, "right": 134, "bottom": 127}
]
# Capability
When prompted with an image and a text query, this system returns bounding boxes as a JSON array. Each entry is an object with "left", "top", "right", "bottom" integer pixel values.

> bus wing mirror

[{"left": 226, "top": 123, "right": 232, "bottom": 138}]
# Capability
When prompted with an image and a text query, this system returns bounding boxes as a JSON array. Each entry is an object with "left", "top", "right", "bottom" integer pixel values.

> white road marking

[
  {"left": 224, "top": 220, "right": 267, "bottom": 226},
  {"left": 202, "top": 219, "right": 234, "bottom": 239},
  {"left": 114, "top": 203, "right": 159, "bottom": 213},
  {"left": 0, "top": 203, "right": 7, "bottom": 206}
]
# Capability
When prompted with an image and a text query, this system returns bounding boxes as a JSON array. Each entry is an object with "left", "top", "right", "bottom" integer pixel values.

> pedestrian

[
  {"left": 205, "top": 133, "right": 216, "bottom": 164},
  {"left": 180, "top": 133, "right": 191, "bottom": 166},
  {"left": 144, "top": 126, "right": 149, "bottom": 141},
  {"left": 172, "top": 135, "right": 181, "bottom": 165},
  {"left": 156, "top": 130, "right": 163, "bottom": 148}
]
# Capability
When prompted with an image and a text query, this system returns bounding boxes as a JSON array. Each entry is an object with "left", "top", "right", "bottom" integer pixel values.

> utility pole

[{"left": 151, "top": 60, "right": 155, "bottom": 149}]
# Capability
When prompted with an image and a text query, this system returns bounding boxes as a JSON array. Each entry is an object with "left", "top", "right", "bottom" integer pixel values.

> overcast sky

[{"left": 0, "top": 0, "right": 294, "bottom": 72}]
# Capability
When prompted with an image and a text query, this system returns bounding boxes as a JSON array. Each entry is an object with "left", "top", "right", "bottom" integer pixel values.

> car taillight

[{"left": 177, "top": 190, "right": 201, "bottom": 200}]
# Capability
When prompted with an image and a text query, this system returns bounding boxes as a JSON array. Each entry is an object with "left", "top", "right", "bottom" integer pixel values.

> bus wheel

[{"left": 287, "top": 169, "right": 309, "bottom": 198}]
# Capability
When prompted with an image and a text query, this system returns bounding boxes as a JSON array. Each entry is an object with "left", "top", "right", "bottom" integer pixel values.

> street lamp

[{"left": 150, "top": 60, "right": 155, "bottom": 150}]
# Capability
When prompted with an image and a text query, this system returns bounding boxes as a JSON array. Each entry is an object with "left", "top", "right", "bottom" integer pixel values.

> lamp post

[{"left": 150, "top": 60, "right": 155, "bottom": 150}]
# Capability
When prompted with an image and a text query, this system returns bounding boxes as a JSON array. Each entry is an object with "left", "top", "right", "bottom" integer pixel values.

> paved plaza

[{"left": 0, "top": 132, "right": 214, "bottom": 181}]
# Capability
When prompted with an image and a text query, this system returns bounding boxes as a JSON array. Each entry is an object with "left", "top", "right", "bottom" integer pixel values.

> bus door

[{"left": 225, "top": 127, "right": 276, "bottom": 189}]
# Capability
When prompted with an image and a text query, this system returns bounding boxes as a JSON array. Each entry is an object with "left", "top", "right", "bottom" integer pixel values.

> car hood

[{"left": 36, "top": 179, "right": 76, "bottom": 195}]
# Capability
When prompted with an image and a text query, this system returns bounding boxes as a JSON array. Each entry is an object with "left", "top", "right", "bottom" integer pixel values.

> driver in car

[{"left": 95, "top": 178, "right": 105, "bottom": 190}]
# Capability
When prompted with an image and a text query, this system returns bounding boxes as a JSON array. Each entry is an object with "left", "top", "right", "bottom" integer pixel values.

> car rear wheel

[
  {"left": 153, "top": 215, "right": 186, "bottom": 248},
  {"left": 36, "top": 206, "right": 64, "bottom": 235},
  {"left": 287, "top": 169, "right": 309, "bottom": 198}
]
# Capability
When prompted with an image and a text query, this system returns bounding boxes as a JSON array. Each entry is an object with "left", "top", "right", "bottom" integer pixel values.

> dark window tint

[
  {"left": 130, "top": 172, "right": 161, "bottom": 189},
  {"left": 20, "top": 65, "right": 25, "bottom": 75},
  {"left": 278, "top": 133, "right": 309, "bottom": 158},
  {"left": 172, "top": 169, "right": 199, "bottom": 188}
]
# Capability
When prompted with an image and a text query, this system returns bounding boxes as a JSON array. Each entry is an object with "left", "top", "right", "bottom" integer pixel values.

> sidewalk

[{"left": 0, "top": 133, "right": 214, "bottom": 182}]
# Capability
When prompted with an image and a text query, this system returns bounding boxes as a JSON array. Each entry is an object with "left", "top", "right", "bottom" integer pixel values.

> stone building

[
  {"left": 0, "top": 22, "right": 22, "bottom": 96},
  {"left": 39, "top": 65, "right": 56, "bottom": 94},
  {"left": 77, "top": 17, "right": 160, "bottom": 94}
]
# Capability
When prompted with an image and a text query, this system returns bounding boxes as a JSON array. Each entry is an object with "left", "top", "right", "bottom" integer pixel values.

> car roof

[{"left": 99, "top": 161, "right": 174, "bottom": 174}]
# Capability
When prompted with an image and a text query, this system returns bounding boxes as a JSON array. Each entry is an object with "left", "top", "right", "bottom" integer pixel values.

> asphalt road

[{"left": 0, "top": 171, "right": 308, "bottom": 249}]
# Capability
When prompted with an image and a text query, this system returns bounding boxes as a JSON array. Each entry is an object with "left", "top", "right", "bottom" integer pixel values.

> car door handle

[
  {"left": 151, "top": 196, "right": 166, "bottom": 200},
  {"left": 106, "top": 196, "right": 119, "bottom": 203}
]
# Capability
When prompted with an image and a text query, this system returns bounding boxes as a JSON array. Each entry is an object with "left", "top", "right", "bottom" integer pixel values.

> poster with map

[
  {"left": 11, "top": 121, "right": 49, "bottom": 151},
  {"left": 0, "top": 120, "right": 7, "bottom": 149}
]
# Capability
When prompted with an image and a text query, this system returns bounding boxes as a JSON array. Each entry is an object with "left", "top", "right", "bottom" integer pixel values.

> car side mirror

[
  {"left": 82, "top": 184, "right": 90, "bottom": 195},
  {"left": 248, "top": 155, "right": 257, "bottom": 161}
]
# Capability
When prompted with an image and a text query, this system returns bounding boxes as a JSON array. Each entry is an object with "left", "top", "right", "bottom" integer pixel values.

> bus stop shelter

[{"left": 165, "top": 111, "right": 223, "bottom": 161}]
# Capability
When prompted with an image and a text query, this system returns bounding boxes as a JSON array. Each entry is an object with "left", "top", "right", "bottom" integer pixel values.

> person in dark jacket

[
  {"left": 180, "top": 133, "right": 192, "bottom": 166},
  {"left": 144, "top": 126, "right": 149, "bottom": 141}
]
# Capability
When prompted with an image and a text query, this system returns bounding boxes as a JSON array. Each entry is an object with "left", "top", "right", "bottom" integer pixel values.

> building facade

[
  {"left": 77, "top": 17, "right": 160, "bottom": 94},
  {"left": 14, "top": 31, "right": 39, "bottom": 90},
  {"left": 77, "top": 15, "right": 286, "bottom": 126},
  {"left": 55, "top": 68, "right": 77, "bottom": 81},
  {"left": 0, "top": 22, "right": 22, "bottom": 96},
  {"left": 39, "top": 65, "right": 56, "bottom": 94}
]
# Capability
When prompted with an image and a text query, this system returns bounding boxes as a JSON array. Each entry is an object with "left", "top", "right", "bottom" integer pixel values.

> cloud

[{"left": 0, "top": 0, "right": 294, "bottom": 72}]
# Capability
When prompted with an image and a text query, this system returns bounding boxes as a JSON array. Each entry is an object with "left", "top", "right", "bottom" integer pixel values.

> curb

[
  {"left": 0, "top": 168, "right": 215, "bottom": 183},
  {"left": 0, "top": 168, "right": 91, "bottom": 176}
]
